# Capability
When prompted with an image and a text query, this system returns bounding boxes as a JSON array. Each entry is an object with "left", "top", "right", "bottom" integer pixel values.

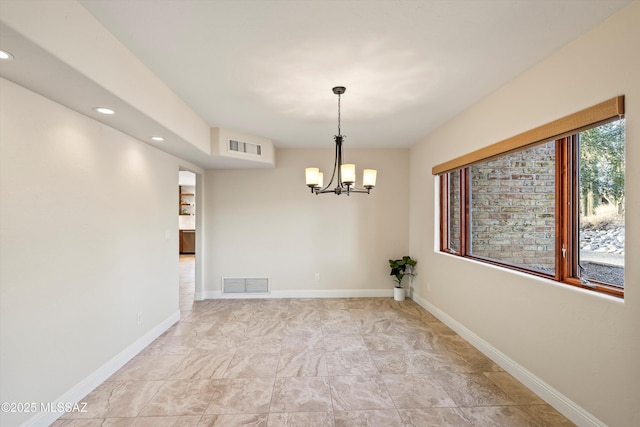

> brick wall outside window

[{"left": 469, "top": 142, "right": 556, "bottom": 273}]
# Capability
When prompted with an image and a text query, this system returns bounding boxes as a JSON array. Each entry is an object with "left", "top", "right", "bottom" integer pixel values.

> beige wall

[
  {"left": 204, "top": 148, "right": 410, "bottom": 296},
  {"left": 0, "top": 78, "right": 181, "bottom": 427},
  {"left": 409, "top": 2, "right": 640, "bottom": 426}
]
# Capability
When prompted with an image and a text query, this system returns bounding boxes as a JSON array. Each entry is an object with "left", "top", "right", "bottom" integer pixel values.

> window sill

[{"left": 435, "top": 250, "right": 625, "bottom": 303}]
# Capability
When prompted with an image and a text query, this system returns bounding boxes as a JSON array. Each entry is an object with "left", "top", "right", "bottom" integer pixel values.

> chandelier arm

[
  {"left": 336, "top": 136, "right": 353, "bottom": 195},
  {"left": 316, "top": 186, "right": 369, "bottom": 195},
  {"left": 337, "top": 136, "right": 344, "bottom": 191},
  {"left": 315, "top": 135, "right": 340, "bottom": 194},
  {"left": 346, "top": 186, "right": 371, "bottom": 193}
]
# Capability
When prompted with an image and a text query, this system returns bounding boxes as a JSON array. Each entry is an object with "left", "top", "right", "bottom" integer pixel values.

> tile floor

[{"left": 52, "top": 255, "right": 574, "bottom": 426}]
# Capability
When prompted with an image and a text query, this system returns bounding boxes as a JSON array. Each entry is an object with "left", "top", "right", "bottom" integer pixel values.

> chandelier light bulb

[
  {"left": 305, "top": 168, "right": 320, "bottom": 187},
  {"left": 363, "top": 169, "right": 377, "bottom": 188},
  {"left": 341, "top": 164, "right": 356, "bottom": 185}
]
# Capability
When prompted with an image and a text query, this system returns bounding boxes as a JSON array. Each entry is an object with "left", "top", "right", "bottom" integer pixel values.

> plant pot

[{"left": 394, "top": 287, "right": 405, "bottom": 301}]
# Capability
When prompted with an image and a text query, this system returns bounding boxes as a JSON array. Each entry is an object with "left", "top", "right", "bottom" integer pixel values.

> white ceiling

[{"left": 1, "top": 0, "right": 633, "bottom": 166}]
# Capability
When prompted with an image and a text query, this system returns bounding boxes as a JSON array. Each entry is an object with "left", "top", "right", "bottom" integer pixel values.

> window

[
  {"left": 469, "top": 142, "right": 557, "bottom": 275},
  {"left": 576, "top": 121, "right": 625, "bottom": 289},
  {"left": 443, "top": 169, "right": 462, "bottom": 253},
  {"left": 436, "top": 97, "right": 625, "bottom": 297}
]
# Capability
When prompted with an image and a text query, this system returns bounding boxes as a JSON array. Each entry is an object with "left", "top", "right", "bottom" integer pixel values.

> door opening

[{"left": 178, "top": 170, "right": 196, "bottom": 310}]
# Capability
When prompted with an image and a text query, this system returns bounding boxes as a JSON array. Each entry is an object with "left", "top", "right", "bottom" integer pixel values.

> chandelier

[{"left": 305, "top": 86, "right": 377, "bottom": 195}]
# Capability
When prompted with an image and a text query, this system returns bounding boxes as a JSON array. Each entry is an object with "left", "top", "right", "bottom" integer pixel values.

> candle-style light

[
  {"left": 363, "top": 169, "right": 377, "bottom": 188},
  {"left": 305, "top": 168, "right": 319, "bottom": 187}
]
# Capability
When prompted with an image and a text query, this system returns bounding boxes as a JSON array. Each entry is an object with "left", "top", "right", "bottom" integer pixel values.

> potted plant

[{"left": 389, "top": 256, "right": 417, "bottom": 301}]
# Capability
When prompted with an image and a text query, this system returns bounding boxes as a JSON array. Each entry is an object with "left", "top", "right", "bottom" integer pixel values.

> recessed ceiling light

[
  {"left": 151, "top": 136, "right": 165, "bottom": 141},
  {"left": 0, "top": 50, "right": 14, "bottom": 60},
  {"left": 94, "top": 107, "right": 115, "bottom": 115}
]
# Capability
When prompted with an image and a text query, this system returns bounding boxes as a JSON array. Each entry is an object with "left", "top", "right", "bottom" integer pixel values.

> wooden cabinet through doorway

[{"left": 180, "top": 230, "right": 195, "bottom": 254}]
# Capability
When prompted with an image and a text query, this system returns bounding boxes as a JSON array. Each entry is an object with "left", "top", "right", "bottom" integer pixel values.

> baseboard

[
  {"left": 411, "top": 293, "right": 605, "bottom": 427},
  {"left": 200, "top": 288, "right": 394, "bottom": 299},
  {"left": 22, "top": 310, "right": 180, "bottom": 427}
]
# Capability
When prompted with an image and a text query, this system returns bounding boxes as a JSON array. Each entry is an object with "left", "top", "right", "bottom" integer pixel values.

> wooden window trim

[
  {"left": 460, "top": 169, "right": 469, "bottom": 256},
  {"left": 563, "top": 135, "right": 624, "bottom": 298},
  {"left": 439, "top": 176, "right": 449, "bottom": 251},
  {"left": 432, "top": 96, "right": 624, "bottom": 175},
  {"left": 557, "top": 137, "right": 571, "bottom": 283},
  {"left": 565, "top": 278, "right": 623, "bottom": 298},
  {"left": 439, "top": 170, "right": 469, "bottom": 255}
]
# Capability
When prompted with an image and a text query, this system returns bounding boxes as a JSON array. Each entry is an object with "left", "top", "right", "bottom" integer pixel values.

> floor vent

[{"left": 223, "top": 277, "right": 269, "bottom": 294}]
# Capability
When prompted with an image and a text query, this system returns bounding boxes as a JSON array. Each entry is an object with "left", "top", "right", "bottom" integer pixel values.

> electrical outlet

[
  {"left": 427, "top": 282, "right": 431, "bottom": 292},
  {"left": 315, "top": 273, "right": 320, "bottom": 281},
  {"left": 137, "top": 312, "right": 142, "bottom": 325}
]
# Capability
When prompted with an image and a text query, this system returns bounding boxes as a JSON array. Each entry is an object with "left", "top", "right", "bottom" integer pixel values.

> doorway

[{"left": 178, "top": 170, "right": 196, "bottom": 311}]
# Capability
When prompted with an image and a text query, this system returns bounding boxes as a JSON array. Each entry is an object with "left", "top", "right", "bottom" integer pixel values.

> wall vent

[
  {"left": 229, "top": 139, "right": 262, "bottom": 156},
  {"left": 222, "top": 277, "right": 269, "bottom": 294}
]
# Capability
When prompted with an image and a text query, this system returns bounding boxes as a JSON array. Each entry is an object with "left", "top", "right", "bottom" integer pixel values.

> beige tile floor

[{"left": 52, "top": 255, "right": 574, "bottom": 426}]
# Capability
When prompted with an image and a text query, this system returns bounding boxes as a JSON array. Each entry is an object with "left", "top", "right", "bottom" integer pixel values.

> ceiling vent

[
  {"left": 229, "top": 139, "right": 262, "bottom": 156},
  {"left": 211, "top": 128, "right": 275, "bottom": 168}
]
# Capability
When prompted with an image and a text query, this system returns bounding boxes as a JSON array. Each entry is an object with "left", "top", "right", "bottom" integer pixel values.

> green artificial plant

[{"left": 388, "top": 256, "right": 417, "bottom": 288}]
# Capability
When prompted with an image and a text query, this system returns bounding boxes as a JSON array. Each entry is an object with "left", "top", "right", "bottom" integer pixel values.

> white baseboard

[
  {"left": 200, "top": 288, "right": 393, "bottom": 299},
  {"left": 411, "top": 293, "right": 605, "bottom": 427},
  {"left": 23, "top": 311, "right": 180, "bottom": 427}
]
